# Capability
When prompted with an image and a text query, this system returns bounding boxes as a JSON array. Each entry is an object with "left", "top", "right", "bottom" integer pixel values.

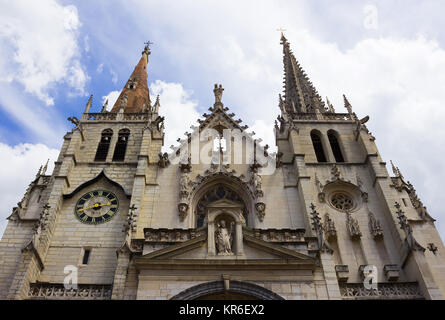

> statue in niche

[
  {"left": 179, "top": 171, "right": 190, "bottom": 196},
  {"left": 215, "top": 219, "right": 234, "bottom": 255}
]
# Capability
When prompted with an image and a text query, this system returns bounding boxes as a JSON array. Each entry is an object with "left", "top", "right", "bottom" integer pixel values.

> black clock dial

[{"left": 74, "top": 190, "right": 119, "bottom": 224}]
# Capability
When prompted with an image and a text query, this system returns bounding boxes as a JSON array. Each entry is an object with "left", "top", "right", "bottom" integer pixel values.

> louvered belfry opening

[
  {"left": 328, "top": 130, "right": 345, "bottom": 163},
  {"left": 112, "top": 129, "right": 130, "bottom": 162},
  {"left": 94, "top": 129, "right": 113, "bottom": 162},
  {"left": 311, "top": 131, "right": 327, "bottom": 163}
]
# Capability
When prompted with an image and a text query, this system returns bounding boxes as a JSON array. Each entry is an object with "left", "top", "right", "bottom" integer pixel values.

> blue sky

[{"left": 1, "top": 0, "right": 445, "bottom": 240}]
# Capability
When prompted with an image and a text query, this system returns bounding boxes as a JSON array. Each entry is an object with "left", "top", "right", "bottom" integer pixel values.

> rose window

[{"left": 330, "top": 193, "right": 354, "bottom": 212}]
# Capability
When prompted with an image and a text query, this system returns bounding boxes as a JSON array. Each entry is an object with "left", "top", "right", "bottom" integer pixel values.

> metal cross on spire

[
  {"left": 276, "top": 27, "right": 287, "bottom": 37},
  {"left": 143, "top": 41, "right": 153, "bottom": 55}
]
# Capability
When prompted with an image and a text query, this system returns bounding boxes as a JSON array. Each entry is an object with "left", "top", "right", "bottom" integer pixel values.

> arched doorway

[{"left": 170, "top": 281, "right": 284, "bottom": 300}]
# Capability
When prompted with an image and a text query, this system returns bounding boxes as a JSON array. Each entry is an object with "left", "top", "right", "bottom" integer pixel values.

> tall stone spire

[
  {"left": 280, "top": 33, "right": 325, "bottom": 115},
  {"left": 110, "top": 44, "right": 152, "bottom": 113}
]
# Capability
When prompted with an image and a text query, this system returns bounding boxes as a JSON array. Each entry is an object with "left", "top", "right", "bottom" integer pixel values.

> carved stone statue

[
  {"left": 213, "top": 84, "right": 224, "bottom": 104},
  {"left": 215, "top": 219, "right": 234, "bottom": 255},
  {"left": 158, "top": 152, "right": 169, "bottom": 168},
  {"left": 346, "top": 213, "right": 362, "bottom": 239},
  {"left": 252, "top": 172, "right": 262, "bottom": 190},
  {"left": 179, "top": 171, "right": 190, "bottom": 201}
]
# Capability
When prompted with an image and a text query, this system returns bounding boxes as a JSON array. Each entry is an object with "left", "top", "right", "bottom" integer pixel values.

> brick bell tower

[{"left": 0, "top": 43, "right": 164, "bottom": 299}]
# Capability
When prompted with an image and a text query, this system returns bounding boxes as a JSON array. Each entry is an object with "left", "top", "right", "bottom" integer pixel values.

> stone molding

[
  {"left": 340, "top": 282, "right": 423, "bottom": 300},
  {"left": 28, "top": 283, "right": 112, "bottom": 300}
]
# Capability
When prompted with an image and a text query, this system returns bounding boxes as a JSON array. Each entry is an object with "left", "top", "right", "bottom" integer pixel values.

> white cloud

[
  {"left": 102, "top": 90, "right": 120, "bottom": 111},
  {"left": 110, "top": 69, "right": 118, "bottom": 84},
  {"left": 0, "top": 143, "right": 59, "bottom": 237},
  {"left": 149, "top": 80, "right": 201, "bottom": 152},
  {"left": 0, "top": 0, "right": 88, "bottom": 105},
  {"left": 84, "top": 35, "right": 90, "bottom": 52},
  {"left": 97, "top": 63, "right": 104, "bottom": 73}
]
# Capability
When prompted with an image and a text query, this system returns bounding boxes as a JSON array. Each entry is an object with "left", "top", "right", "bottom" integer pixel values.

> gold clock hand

[{"left": 78, "top": 202, "right": 112, "bottom": 212}]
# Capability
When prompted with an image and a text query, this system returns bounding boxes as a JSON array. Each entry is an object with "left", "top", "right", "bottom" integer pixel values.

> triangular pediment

[
  {"left": 207, "top": 198, "right": 244, "bottom": 209},
  {"left": 134, "top": 229, "right": 316, "bottom": 270},
  {"left": 198, "top": 107, "right": 248, "bottom": 133}
]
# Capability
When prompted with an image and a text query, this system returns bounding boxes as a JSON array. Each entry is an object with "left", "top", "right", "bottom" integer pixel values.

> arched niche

[
  {"left": 190, "top": 176, "right": 254, "bottom": 228},
  {"left": 195, "top": 184, "right": 248, "bottom": 228},
  {"left": 207, "top": 202, "right": 245, "bottom": 257}
]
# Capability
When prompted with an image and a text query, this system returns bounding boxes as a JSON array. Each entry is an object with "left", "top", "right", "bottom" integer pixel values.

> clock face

[{"left": 74, "top": 190, "right": 119, "bottom": 224}]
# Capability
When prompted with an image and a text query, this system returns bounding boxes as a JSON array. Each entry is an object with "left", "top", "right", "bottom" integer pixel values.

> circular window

[{"left": 330, "top": 192, "right": 354, "bottom": 212}]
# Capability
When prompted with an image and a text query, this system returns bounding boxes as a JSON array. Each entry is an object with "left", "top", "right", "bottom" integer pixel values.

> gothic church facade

[{"left": 1, "top": 34, "right": 445, "bottom": 300}]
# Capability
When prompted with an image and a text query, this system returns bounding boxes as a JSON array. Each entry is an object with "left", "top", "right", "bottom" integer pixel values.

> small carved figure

[
  {"left": 152, "top": 116, "right": 165, "bottom": 131},
  {"left": 158, "top": 152, "right": 169, "bottom": 168},
  {"left": 213, "top": 84, "right": 224, "bottom": 104},
  {"left": 179, "top": 171, "right": 190, "bottom": 200},
  {"left": 215, "top": 219, "right": 234, "bottom": 255},
  {"left": 251, "top": 171, "right": 262, "bottom": 191},
  {"left": 67, "top": 116, "right": 80, "bottom": 128},
  {"left": 346, "top": 213, "right": 362, "bottom": 239}
]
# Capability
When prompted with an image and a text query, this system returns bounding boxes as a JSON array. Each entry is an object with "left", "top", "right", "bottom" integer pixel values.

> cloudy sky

[{"left": 0, "top": 0, "right": 444, "bottom": 240}]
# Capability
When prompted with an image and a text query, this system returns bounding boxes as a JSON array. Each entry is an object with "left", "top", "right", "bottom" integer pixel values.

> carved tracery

[{"left": 196, "top": 185, "right": 247, "bottom": 228}]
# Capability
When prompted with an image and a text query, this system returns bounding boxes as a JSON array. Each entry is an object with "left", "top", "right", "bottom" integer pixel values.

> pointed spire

[
  {"left": 101, "top": 99, "right": 108, "bottom": 113},
  {"left": 326, "top": 97, "right": 335, "bottom": 113},
  {"left": 281, "top": 34, "right": 325, "bottom": 116},
  {"left": 42, "top": 159, "right": 49, "bottom": 176},
  {"left": 343, "top": 94, "right": 353, "bottom": 115},
  {"left": 84, "top": 95, "right": 93, "bottom": 113},
  {"left": 153, "top": 95, "right": 160, "bottom": 114},
  {"left": 110, "top": 44, "right": 152, "bottom": 113},
  {"left": 35, "top": 165, "right": 42, "bottom": 179},
  {"left": 390, "top": 160, "right": 404, "bottom": 179}
]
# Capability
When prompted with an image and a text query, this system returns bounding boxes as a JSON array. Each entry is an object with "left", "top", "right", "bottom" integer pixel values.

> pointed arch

[
  {"left": 310, "top": 130, "right": 327, "bottom": 163},
  {"left": 327, "top": 130, "right": 345, "bottom": 163},
  {"left": 63, "top": 170, "right": 131, "bottom": 199},
  {"left": 190, "top": 173, "right": 254, "bottom": 228},
  {"left": 94, "top": 129, "right": 113, "bottom": 162},
  {"left": 112, "top": 129, "right": 130, "bottom": 162}
]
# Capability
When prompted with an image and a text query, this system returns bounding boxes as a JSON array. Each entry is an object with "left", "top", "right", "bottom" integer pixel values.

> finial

[
  {"left": 101, "top": 99, "right": 108, "bottom": 113},
  {"left": 326, "top": 97, "right": 335, "bottom": 113},
  {"left": 84, "top": 94, "right": 93, "bottom": 113},
  {"left": 36, "top": 165, "right": 42, "bottom": 178},
  {"left": 42, "top": 159, "right": 49, "bottom": 176},
  {"left": 343, "top": 94, "right": 353, "bottom": 114},
  {"left": 213, "top": 84, "right": 224, "bottom": 107},
  {"left": 390, "top": 160, "right": 404, "bottom": 179},
  {"left": 153, "top": 95, "right": 161, "bottom": 113}
]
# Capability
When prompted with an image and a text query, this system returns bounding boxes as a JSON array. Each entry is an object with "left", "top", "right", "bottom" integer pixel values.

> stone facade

[{"left": 1, "top": 37, "right": 445, "bottom": 300}]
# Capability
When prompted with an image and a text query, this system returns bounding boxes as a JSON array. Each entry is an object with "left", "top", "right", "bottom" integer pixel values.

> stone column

[
  {"left": 111, "top": 247, "right": 131, "bottom": 300},
  {"left": 208, "top": 222, "right": 216, "bottom": 256},
  {"left": 235, "top": 221, "right": 244, "bottom": 256},
  {"left": 319, "top": 251, "right": 342, "bottom": 300}
]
